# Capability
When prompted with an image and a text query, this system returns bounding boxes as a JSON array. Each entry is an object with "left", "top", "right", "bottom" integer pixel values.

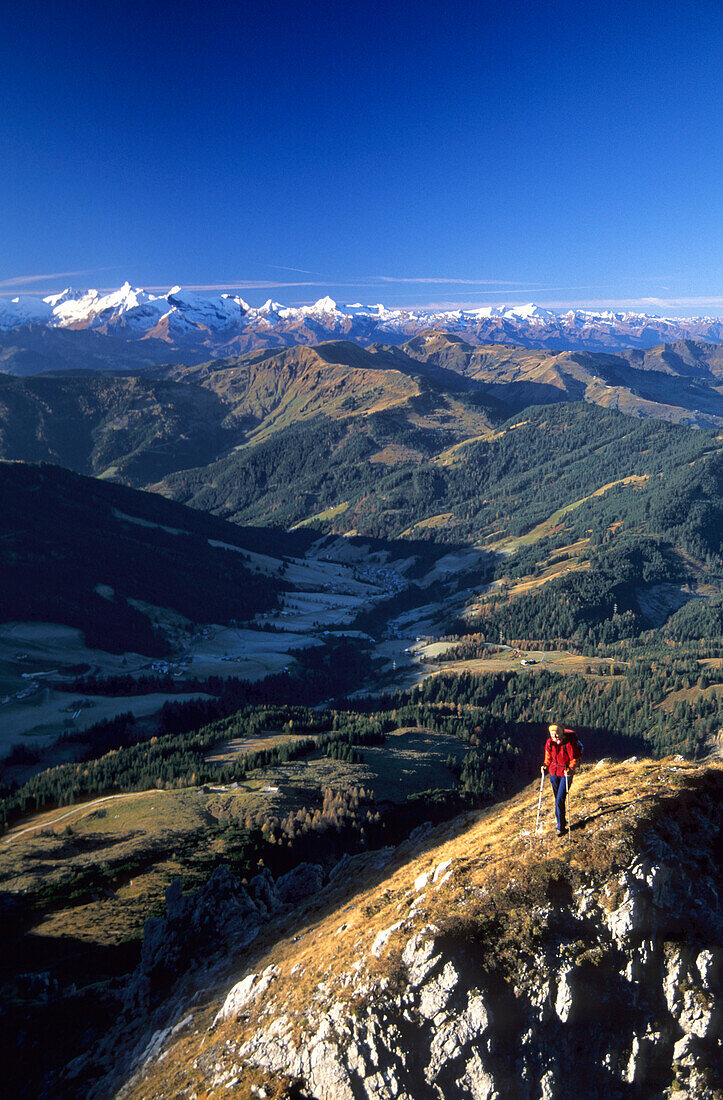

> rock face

[
  {"left": 80, "top": 863, "right": 325, "bottom": 1098},
  {"left": 205, "top": 813, "right": 722, "bottom": 1099},
  {"left": 129, "top": 866, "right": 277, "bottom": 1009},
  {"left": 130, "top": 863, "right": 330, "bottom": 1010}
]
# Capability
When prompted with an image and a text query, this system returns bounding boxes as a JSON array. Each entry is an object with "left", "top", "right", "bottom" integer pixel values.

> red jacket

[{"left": 544, "top": 736, "right": 581, "bottom": 776}]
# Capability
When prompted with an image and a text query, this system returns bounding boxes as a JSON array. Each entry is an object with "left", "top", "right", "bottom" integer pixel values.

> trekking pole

[
  {"left": 535, "top": 770, "right": 545, "bottom": 833},
  {"left": 566, "top": 773, "right": 572, "bottom": 840}
]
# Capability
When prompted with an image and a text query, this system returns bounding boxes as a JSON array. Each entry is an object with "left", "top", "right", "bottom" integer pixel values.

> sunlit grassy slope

[{"left": 128, "top": 756, "right": 722, "bottom": 1098}]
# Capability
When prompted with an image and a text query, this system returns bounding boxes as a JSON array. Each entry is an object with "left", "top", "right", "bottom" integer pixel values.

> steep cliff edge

[{"left": 121, "top": 759, "right": 721, "bottom": 1099}]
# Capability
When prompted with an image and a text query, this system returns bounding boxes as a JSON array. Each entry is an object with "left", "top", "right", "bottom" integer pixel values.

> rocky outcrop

[
  {"left": 127, "top": 862, "right": 331, "bottom": 1012},
  {"left": 203, "top": 800, "right": 722, "bottom": 1099},
  {"left": 75, "top": 862, "right": 327, "bottom": 1098},
  {"left": 76, "top": 845, "right": 403, "bottom": 1099}
]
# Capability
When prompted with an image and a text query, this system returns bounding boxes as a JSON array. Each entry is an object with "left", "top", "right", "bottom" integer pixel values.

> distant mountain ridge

[{"left": 1, "top": 283, "right": 722, "bottom": 370}]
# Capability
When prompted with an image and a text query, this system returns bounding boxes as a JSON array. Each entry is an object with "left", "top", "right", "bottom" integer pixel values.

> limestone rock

[
  {"left": 215, "top": 965, "right": 279, "bottom": 1023},
  {"left": 402, "top": 929, "right": 441, "bottom": 987},
  {"left": 371, "top": 921, "right": 404, "bottom": 958},
  {"left": 455, "top": 1048, "right": 497, "bottom": 1100},
  {"left": 696, "top": 947, "right": 721, "bottom": 990},
  {"left": 427, "top": 992, "right": 490, "bottom": 1079},
  {"left": 418, "top": 959, "right": 459, "bottom": 1019},
  {"left": 276, "top": 862, "right": 324, "bottom": 904},
  {"left": 554, "top": 966, "right": 574, "bottom": 1023},
  {"left": 247, "top": 867, "right": 279, "bottom": 915},
  {"left": 414, "top": 870, "right": 430, "bottom": 892},
  {"left": 433, "top": 859, "right": 453, "bottom": 884}
]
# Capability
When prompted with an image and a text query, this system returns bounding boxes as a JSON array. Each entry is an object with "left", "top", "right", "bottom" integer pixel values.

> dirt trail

[{"left": 2, "top": 789, "right": 163, "bottom": 845}]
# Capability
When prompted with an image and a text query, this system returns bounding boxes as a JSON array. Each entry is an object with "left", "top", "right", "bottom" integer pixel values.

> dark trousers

[{"left": 549, "top": 774, "right": 571, "bottom": 832}]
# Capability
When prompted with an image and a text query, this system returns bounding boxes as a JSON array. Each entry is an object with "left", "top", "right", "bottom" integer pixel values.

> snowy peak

[
  {"left": 309, "top": 295, "right": 338, "bottom": 314},
  {"left": 254, "top": 299, "right": 285, "bottom": 317},
  {"left": 502, "top": 302, "right": 555, "bottom": 321},
  {"left": 0, "top": 283, "right": 721, "bottom": 353},
  {"left": 42, "top": 287, "right": 87, "bottom": 309},
  {"left": 0, "top": 295, "right": 53, "bottom": 327},
  {"left": 47, "top": 283, "right": 164, "bottom": 329},
  {"left": 162, "top": 287, "right": 248, "bottom": 331}
]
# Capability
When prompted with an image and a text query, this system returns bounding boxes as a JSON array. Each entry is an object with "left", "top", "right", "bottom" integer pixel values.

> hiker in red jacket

[{"left": 541, "top": 724, "right": 581, "bottom": 836}]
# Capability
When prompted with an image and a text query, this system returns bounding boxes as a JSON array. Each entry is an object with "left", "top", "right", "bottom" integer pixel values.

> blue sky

[{"left": 1, "top": 0, "right": 721, "bottom": 314}]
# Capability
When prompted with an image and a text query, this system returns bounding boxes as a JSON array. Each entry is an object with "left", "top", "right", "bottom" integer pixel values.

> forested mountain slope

[
  {"left": 0, "top": 343, "right": 501, "bottom": 486},
  {"left": 158, "top": 402, "right": 722, "bottom": 557},
  {"left": 1, "top": 339, "right": 721, "bottom": 498},
  {"left": 0, "top": 462, "right": 299, "bottom": 654},
  {"left": 0, "top": 371, "right": 238, "bottom": 484}
]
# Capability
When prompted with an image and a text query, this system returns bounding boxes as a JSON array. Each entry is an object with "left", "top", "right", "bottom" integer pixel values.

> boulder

[{"left": 215, "top": 965, "right": 279, "bottom": 1024}]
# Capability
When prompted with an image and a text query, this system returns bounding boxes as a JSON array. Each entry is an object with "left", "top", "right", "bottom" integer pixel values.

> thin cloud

[
  {"left": 375, "top": 276, "right": 533, "bottom": 286},
  {"left": 0, "top": 267, "right": 114, "bottom": 290},
  {"left": 374, "top": 281, "right": 685, "bottom": 295},
  {"left": 538, "top": 296, "right": 723, "bottom": 312},
  {"left": 262, "top": 264, "right": 326, "bottom": 276},
  {"left": 380, "top": 274, "right": 695, "bottom": 288},
  {"left": 633, "top": 296, "right": 723, "bottom": 310},
  {"left": 154, "top": 278, "right": 539, "bottom": 292}
]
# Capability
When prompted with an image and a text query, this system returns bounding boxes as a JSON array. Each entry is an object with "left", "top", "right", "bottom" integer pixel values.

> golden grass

[
  {"left": 503, "top": 557, "right": 590, "bottom": 596},
  {"left": 400, "top": 512, "right": 458, "bottom": 536},
  {"left": 291, "top": 500, "right": 350, "bottom": 528},
  {"left": 434, "top": 428, "right": 498, "bottom": 466},
  {"left": 487, "top": 475, "right": 649, "bottom": 556},
  {"left": 658, "top": 684, "right": 722, "bottom": 712}
]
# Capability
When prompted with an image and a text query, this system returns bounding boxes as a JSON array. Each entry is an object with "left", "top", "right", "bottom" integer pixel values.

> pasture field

[
  {"left": 210, "top": 726, "right": 468, "bottom": 813},
  {"left": 377, "top": 646, "right": 615, "bottom": 695},
  {"left": 179, "top": 624, "right": 321, "bottom": 679}
]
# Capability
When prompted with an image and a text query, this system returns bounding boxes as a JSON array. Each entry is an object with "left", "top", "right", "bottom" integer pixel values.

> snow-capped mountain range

[{"left": 1, "top": 282, "right": 722, "bottom": 356}]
